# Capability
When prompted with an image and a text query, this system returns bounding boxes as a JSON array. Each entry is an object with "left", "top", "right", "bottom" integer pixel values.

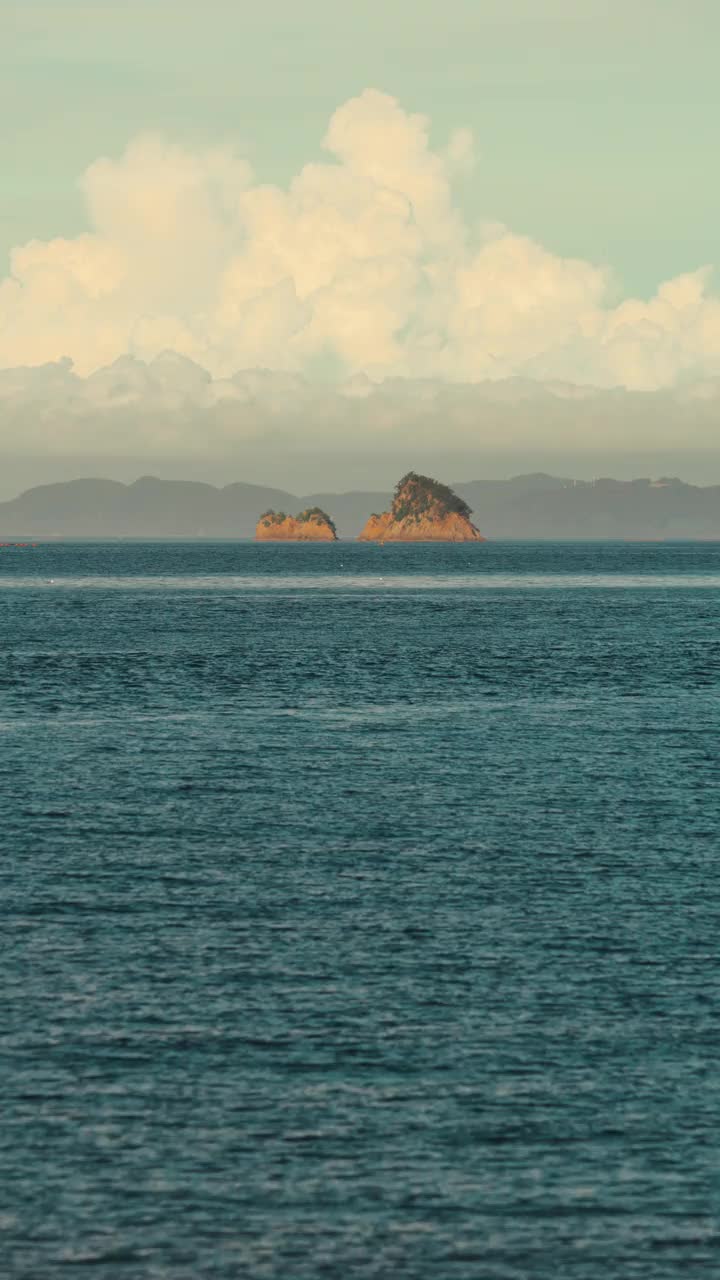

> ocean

[{"left": 2, "top": 540, "right": 719, "bottom": 1278}]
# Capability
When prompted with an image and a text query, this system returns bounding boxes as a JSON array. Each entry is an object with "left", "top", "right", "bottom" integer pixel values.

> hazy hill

[
  {"left": 2, "top": 472, "right": 720, "bottom": 539},
  {"left": 0, "top": 476, "right": 299, "bottom": 538},
  {"left": 454, "top": 475, "right": 720, "bottom": 539}
]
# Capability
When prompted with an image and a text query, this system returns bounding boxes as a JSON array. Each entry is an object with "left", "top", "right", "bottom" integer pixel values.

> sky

[{"left": 1, "top": 0, "right": 719, "bottom": 488}]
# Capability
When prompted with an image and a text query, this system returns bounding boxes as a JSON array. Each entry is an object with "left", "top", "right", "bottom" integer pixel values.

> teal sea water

[{"left": 2, "top": 541, "right": 719, "bottom": 1278}]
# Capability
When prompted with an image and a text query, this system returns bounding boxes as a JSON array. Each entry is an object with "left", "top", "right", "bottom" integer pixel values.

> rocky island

[
  {"left": 358, "top": 472, "right": 485, "bottom": 542},
  {"left": 255, "top": 506, "right": 337, "bottom": 541}
]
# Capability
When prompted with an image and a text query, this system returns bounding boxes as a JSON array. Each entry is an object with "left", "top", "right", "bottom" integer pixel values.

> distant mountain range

[{"left": 2, "top": 472, "right": 720, "bottom": 539}]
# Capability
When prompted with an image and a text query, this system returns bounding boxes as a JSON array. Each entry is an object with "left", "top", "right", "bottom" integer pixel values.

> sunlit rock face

[
  {"left": 255, "top": 507, "right": 337, "bottom": 541},
  {"left": 358, "top": 472, "right": 485, "bottom": 542}
]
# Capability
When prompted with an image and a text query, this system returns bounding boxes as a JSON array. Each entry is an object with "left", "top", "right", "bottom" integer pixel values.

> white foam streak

[{"left": 3, "top": 573, "right": 720, "bottom": 591}]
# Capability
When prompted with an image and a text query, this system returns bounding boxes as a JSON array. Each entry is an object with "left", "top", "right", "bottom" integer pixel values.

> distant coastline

[{"left": 3, "top": 472, "right": 720, "bottom": 541}]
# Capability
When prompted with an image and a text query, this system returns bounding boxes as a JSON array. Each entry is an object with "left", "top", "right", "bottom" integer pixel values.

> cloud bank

[
  {"left": 2, "top": 88, "right": 720, "bottom": 400},
  {"left": 1, "top": 350, "right": 720, "bottom": 464}
]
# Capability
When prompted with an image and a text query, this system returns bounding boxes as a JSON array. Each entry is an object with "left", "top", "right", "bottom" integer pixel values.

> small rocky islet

[
  {"left": 358, "top": 472, "right": 484, "bottom": 542},
  {"left": 255, "top": 507, "right": 338, "bottom": 541},
  {"left": 254, "top": 473, "right": 485, "bottom": 542}
]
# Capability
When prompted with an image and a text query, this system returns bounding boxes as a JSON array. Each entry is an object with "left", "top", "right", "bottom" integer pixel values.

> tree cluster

[{"left": 391, "top": 472, "right": 472, "bottom": 522}]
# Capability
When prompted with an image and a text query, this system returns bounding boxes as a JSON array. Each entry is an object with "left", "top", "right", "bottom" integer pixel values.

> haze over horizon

[{"left": 2, "top": 1, "right": 719, "bottom": 488}]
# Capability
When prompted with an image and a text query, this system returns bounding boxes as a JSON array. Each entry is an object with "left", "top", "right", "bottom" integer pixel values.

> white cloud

[{"left": 1, "top": 86, "right": 719, "bottom": 407}]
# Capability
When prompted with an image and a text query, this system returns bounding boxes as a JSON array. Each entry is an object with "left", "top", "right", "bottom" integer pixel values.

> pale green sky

[{"left": 2, "top": 0, "right": 718, "bottom": 297}]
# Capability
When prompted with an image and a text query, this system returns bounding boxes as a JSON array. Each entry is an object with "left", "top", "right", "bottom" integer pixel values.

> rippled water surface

[{"left": 2, "top": 541, "right": 720, "bottom": 1278}]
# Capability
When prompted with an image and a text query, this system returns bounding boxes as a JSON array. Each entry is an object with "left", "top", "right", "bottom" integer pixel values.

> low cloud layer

[
  {"left": 2, "top": 88, "right": 720, "bottom": 402},
  {"left": 1, "top": 350, "right": 719, "bottom": 464}
]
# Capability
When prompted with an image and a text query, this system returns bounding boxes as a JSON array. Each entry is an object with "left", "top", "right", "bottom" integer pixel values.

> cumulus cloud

[{"left": 1, "top": 87, "right": 720, "bottom": 407}]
